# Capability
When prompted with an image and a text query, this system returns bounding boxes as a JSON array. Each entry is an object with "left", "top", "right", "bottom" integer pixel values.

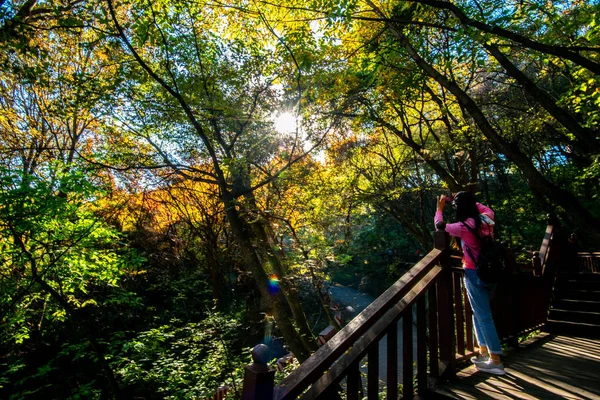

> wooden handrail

[
  {"left": 301, "top": 266, "right": 442, "bottom": 399},
  {"left": 575, "top": 252, "right": 600, "bottom": 273},
  {"left": 538, "top": 224, "right": 556, "bottom": 275},
  {"left": 274, "top": 249, "right": 444, "bottom": 399},
  {"left": 240, "top": 221, "right": 561, "bottom": 400}
]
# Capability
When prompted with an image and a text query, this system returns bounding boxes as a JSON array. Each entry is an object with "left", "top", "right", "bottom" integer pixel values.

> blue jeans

[{"left": 463, "top": 268, "right": 502, "bottom": 354}]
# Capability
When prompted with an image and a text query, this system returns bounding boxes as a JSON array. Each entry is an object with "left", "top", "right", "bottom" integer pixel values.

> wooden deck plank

[{"left": 425, "top": 334, "right": 600, "bottom": 400}]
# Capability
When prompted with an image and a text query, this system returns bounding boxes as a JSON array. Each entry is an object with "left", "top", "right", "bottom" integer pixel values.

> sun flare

[{"left": 274, "top": 112, "right": 297, "bottom": 134}]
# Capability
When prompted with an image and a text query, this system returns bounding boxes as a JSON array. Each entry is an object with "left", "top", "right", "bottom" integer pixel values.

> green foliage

[
  {"left": 4, "top": 338, "right": 103, "bottom": 398},
  {"left": 0, "top": 164, "right": 146, "bottom": 398},
  {"left": 328, "top": 212, "right": 422, "bottom": 296},
  {"left": 112, "top": 313, "right": 248, "bottom": 399},
  {"left": 0, "top": 165, "right": 137, "bottom": 343},
  {"left": 2, "top": 0, "right": 600, "bottom": 397},
  {"left": 562, "top": 68, "right": 600, "bottom": 128}
]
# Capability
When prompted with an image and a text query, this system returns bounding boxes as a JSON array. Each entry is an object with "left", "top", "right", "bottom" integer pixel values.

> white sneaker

[
  {"left": 476, "top": 360, "right": 506, "bottom": 375},
  {"left": 470, "top": 353, "right": 489, "bottom": 366}
]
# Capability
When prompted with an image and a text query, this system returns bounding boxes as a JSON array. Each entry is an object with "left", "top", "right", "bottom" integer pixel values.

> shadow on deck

[{"left": 425, "top": 333, "right": 600, "bottom": 400}]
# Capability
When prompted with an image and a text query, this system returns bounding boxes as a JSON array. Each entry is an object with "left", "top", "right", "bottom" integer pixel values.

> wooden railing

[
  {"left": 241, "top": 220, "right": 561, "bottom": 400},
  {"left": 576, "top": 252, "right": 600, "bottom": 273}
]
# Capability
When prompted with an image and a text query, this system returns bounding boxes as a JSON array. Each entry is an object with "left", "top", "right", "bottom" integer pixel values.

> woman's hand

[{"left": 437, "top": 194, "right": 446, "bottom": 212}]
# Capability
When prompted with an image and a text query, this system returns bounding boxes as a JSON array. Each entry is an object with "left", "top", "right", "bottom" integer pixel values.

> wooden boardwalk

[{"left": 427, "top": 333, "right": 600, "bottom": 400}]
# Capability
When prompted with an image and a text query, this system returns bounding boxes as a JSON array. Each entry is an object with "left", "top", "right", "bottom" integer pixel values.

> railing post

[
  {"left": 242, "top": 344, "right": 275, "bottom": 400},
  {"left": 434, "top": 222, "right": 456, "bottom": 379},
  {"left": 532, "top": 251, "right": 542, "bottom": 277}
]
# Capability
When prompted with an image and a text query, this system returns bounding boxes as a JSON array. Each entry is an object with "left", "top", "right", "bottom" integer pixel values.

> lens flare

[
  {"left": 268, "top": 274, "right": 280, "bottom": 295},
  {"left": 264, "top": 315, "right": 273, "bottom": 344}
]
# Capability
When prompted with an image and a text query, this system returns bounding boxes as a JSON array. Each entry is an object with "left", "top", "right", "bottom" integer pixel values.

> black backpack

[{"left": 461, "top": 221, "right": 506, "bottom": 283}]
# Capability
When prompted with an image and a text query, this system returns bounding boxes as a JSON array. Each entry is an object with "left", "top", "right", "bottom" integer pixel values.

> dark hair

[{"left": 454, "top": 191, "right": 481, "bottom": 230}]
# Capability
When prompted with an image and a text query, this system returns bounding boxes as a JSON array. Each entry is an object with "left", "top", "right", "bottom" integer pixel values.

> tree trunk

[
  {"left": 248, "top": 214, "right": 319, "bottom": 354},
  {"left": 284, "top": 219, "right": 342, "bottom": 331},
  {"left": 221, "top": 192, "right": 314, "bottom": 362}
]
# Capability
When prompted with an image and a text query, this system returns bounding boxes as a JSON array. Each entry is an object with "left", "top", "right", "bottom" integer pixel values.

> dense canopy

[{"left": 1, "top": 0, "right": 598, "bottom": 398}]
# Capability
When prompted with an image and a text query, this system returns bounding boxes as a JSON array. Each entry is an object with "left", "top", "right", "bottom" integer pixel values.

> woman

[{"left": 435, "top": 191, "right": 505, "bottom": 375}]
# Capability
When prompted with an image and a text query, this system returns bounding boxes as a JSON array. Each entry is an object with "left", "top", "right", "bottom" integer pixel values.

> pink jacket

[{"left": 434, "top": 203, "right": 495, "bottom": 269}]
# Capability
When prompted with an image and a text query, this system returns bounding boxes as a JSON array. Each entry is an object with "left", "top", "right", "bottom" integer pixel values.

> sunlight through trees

[{"left": 1, "top": 0, "right": 598, "bottom": 397}]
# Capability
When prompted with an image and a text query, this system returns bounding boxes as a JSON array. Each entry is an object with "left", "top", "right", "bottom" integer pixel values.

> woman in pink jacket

[{"left": 435, "top": 191, "right": 505, "bottom": 375}]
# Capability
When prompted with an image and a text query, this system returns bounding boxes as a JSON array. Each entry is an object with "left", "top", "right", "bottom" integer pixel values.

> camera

[{"left": 445, "top": 195, "right": 454, "bottom": 203}]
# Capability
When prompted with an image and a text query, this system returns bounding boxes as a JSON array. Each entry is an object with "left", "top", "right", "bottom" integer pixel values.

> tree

[
  {"left": 0, "top": 165, "right": 136, "bottom": 398},
  {"left": 103, "top": 0, "right": 330, "bottom": 360},
  {"left": 337, "top": 0, "right": 600, "bottom": 241},
  {"left": 0, "top": 8, "right": 136, "bottom": 396}
]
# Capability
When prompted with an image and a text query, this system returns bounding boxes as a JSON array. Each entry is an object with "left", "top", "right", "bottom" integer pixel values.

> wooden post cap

[
  {"left": 242, "top": 345, "right": 275, "bottom": 400},
  {"left": 252, "top": 344, "right": 271, "bottom": 366}
]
